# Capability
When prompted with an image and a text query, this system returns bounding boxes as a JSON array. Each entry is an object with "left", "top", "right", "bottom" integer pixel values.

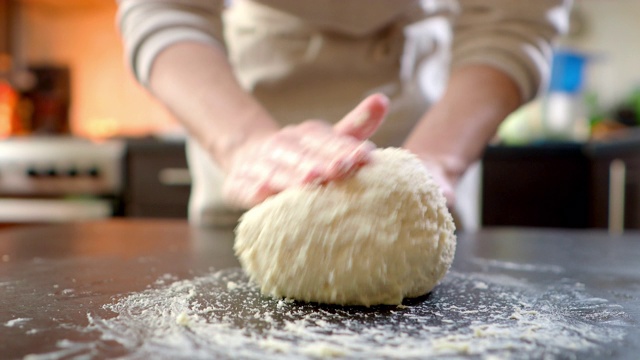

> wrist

[
  {"left": 411, "top": 151, "right": 466, "bottom": 187},
  {"left": 404, "top": 150, "right": 462, "bottom": 206},
  {"left": 207, "top": 115, "right": 278, "bottom": 172}
]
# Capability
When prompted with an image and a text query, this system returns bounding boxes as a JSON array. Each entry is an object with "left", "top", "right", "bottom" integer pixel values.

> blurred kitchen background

[{"left": 1, "top": 0, "right": 639, "bottom": 231}]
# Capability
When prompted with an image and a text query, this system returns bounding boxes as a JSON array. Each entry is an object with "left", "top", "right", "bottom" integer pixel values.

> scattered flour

[
  {"left": 4, "top": 318, "right": 31, "bottom": 327},
  {"left": 176, "top": 312, "right": 191, "bottom": 326},
  {"left": 227, "top": 281, "right": 238, "bottom": 291},
  {"left": 472, "top": 258, "right": 564, "bottom": 274},
  {"left": 473, "top": 281, "right": 488, "bottom": 290},
  {"left": 301, "top": 342, "right": 347, "bottom": 358},
  {"left": 63, "top": 268, "right": 633, "bottom": 360}
]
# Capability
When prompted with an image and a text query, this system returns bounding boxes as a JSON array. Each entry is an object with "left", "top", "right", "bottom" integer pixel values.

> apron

[{"left": 187, "top": 0, "right": 453, "bottom": 227}]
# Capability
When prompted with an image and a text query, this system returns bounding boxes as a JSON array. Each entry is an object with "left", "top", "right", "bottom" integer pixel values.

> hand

[
  {"left": 420, "top": 159, "right": 457, "bottom": 207},
  {"left": 222, "top": 94, "right": 389, "bottom": 209}
]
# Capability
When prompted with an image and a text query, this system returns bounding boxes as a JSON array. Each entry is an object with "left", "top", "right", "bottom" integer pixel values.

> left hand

[{"left": 415, "top": 155, "right": 462, "bottom": 208}]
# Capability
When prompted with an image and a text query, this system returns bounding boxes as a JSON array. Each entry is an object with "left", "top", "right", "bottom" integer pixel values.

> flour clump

[{"left": 234, "top": 147, "right": 456, "bottom": 306}]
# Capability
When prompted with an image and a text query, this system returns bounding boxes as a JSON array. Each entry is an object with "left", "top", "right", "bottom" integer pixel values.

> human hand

[
  {"left": 222, "top": 94, "right": 389, "bottom": 209},
  {"left": 421, "top": 160, "right": 456, "bottom": 207}
]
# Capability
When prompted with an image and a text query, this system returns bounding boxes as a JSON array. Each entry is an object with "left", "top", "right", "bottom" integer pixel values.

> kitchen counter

[{"left": 1, "top": 220, "right": 639, "bottom": 359}]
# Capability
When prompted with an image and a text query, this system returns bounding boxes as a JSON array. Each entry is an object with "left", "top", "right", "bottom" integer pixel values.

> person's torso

[
  {"left": 223, "top": 0, "right": 455, "bottom": 147},
  {"left": 250, "top": 0, "right": 419, "bottom": 37}
]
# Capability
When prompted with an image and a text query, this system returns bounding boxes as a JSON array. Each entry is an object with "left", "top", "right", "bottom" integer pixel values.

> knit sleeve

[
  {"left": 451, "top": 0, "right": 573, "bottom": 102},
  {"left": 117, "top": 0, "right": 225, "bottom": 86}
]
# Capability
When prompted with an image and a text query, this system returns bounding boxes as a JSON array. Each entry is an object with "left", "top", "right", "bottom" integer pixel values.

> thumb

[{"left": 333, "top": 93, "right": 389, "bottom": 140}]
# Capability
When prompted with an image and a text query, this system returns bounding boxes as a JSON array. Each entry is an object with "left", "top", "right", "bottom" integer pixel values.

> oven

[{"left": 0, "top": 136, "right": 125, "bottom": 223}]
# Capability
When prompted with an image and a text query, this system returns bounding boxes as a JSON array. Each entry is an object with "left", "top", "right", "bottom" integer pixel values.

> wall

[
  {"left": 12, "top": 0, "right": 640, "bottom": 139},
  {"left": 15, "top": 1, "right": 177, "bottom": 138},
  {"left": 562, "top": 0, "right": 640, "bottom": 109}
]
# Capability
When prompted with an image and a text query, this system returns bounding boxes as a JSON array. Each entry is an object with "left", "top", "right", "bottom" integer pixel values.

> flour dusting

[
  {"left": 4, "top": 318, "right": 32, "bottom": 328},
  {"left": 76, "top": 268, "right": 630, "bottom": 359}
]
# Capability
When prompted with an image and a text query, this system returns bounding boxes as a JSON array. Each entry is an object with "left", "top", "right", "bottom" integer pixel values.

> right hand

[{"left": 222, "top": 94, "right": 389, "bottom": 209}]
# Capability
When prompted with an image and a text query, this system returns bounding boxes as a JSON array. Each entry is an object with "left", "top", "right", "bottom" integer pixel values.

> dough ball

[{"left": 234, "top": 148, "right": 456, "bottom": 306}]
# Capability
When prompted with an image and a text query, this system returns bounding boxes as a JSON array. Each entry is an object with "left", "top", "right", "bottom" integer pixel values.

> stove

[{"left": 0, "top": 137, "right": 125, "bottom": 222}]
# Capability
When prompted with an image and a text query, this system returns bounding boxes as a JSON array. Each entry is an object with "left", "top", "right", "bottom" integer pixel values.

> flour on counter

[
  {"left": 4, "top": 317, "right": 31, "bottom": 327},
  {"left": 175, "top": 312, "right": 191, "bottom": 326},
  {"left": 72, "top": 268, "right": 631, "bottom": 360},
  {"left": 471, "top": 258, "right": 565, "bottom": 274}
]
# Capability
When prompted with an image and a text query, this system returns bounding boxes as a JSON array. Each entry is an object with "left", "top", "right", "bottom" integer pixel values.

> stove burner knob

[
  {"left": 26, "top": 168, "right": 38, "bottom": 177},
  {"left": 45, "top": 168, "right": 57, "bottom": 177},
  {"left": 87, "top": 167, "right": 100, "bottom": 178},
  {"left": 67, "top": 168, "right": 79, "bottom": 177}
]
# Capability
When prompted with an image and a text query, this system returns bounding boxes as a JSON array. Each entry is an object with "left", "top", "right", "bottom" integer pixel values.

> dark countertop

[{"left": 1, "top": 220, "right": 639, "bottom": 359}]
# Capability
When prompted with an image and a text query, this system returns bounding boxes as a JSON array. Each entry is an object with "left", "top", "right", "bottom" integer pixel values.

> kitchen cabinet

[
  {"left": 124, "top": 138, "right": 190, "bottom": 218},
  {"left": 122, "top": 133, "right": 640, "bottom": 229},
  {"left": 481, "top": 143, "right": 591, "bottom": 228},
  {"left": 586, "top": 133, "right": 640, "bottom": 230},
  {"left": 481, "top": 131, "right": 640, "bottom": 230}
]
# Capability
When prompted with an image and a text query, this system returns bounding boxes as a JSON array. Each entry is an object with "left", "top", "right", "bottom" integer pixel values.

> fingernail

[{"left": 352, "top": 110, "right": 370, "bottom": 128}]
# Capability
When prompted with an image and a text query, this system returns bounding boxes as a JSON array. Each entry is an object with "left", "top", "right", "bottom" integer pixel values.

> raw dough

[{"left": 234, "top": 147, "right": 456, "bottom": 306}]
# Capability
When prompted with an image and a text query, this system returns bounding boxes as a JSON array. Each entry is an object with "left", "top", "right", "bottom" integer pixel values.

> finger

[
  {"left": 299, "top": 133, "right": 360, "bottom": 158},
  {"left": 266, "top": 142, "right": 302, "bottom": 168},
  {"left": 222, "top": 156, "right": 278, "bottom": 208},
  {"left": 225, "top": 156, "right": 319, "bottom": 207},
  {"left": 333, "top": 93, "right": 389, "bottom": 140},
  {"left": 344, "top": 140, "right": 375, "bottom": 166},
  {"left": 247, "top": 182, "right": 277, "bottom": 206},
  {"left": 292, "top": 132, "right": 375, "bottom": 182},
  {"left": 223, "top": 176, "right": 275, "bottom": 209},
  {"left": 320, "top": 139, "right": 375, "bottom": 177}
]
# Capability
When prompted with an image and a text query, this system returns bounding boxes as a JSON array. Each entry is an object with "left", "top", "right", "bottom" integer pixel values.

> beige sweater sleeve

[
  {"left": 452, "top": 0, "right": 573, "bottom": 102},
  {"left": 116, "top": 0, "right": 225, "bottom": 86},
  {"left": 116, "top": 0, "right": 571, "bottom": 102}
]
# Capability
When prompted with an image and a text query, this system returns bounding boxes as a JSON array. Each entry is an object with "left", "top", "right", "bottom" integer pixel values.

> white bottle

[{"left": 542, "top": 49, "right": 590, "bottom": 142}]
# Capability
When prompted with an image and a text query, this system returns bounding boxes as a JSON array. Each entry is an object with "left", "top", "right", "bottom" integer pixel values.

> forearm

[
  {"left": 403, "top": 64, "right": 521, "bottom": 184},
  {"left": 149, "top": 42, "right": 279, "bottom": 170}
]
